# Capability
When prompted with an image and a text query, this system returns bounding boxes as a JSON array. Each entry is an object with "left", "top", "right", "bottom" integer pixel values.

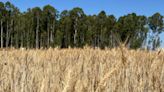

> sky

[{"left": 1, "top": 0, "right": 164, "bottom": 47}]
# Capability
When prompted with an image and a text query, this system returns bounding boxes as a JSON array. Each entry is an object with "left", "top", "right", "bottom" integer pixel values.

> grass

[{"left": 0, "top": 47, "right": 163, "bottom": 92}]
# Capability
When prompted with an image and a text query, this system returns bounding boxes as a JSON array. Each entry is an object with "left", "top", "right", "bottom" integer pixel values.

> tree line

[{"left": 0, "top": 1, "right": 163, "bottom": 49}]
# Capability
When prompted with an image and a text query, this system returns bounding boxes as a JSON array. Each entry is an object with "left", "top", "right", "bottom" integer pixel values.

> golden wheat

[{"left": 0, "top": 48, "right": 163, "bottom": 92}]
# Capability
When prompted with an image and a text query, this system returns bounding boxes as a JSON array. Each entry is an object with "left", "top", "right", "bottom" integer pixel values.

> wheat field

[{"left": 0, "top": 47, "right": 163, "bottom": 92}]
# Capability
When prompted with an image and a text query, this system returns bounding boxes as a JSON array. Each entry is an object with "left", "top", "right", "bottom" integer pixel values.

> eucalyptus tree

[
  {"left": 43, "top": 5, "right": 58, "bottom": 47},
  {"left": 18, "top": 13, "right": 26, "bottom": 47},
  {"left": 5, "top": 1, "right": 13, "bottom": 47},
  {"left": 5, "top": 2, "right": 19, "bottom": 47},
  {"left": 12, "top": 8, "right": 21, "bottom": 48},
  {"left": 96, "top": 11, "right": 107, "bottom": 48},
  {"left": 86, "top": 15, "right": 97, "bottom": 47},
  {"left": 105, "top": 15, "right": 116, "bottom": 47},
  {"left": 114, "top": 13, "right": 147, "bottom": 48},
  {"left": 23, "top": 8, "right": 33, "bottom": 48},
  {"left": 59, "top": 10, "right": 72, "bottom": 48},
  {"left": 4, "top": 1, "right": 20, "bottom": 48},
  {"left": 0, "top": 2, "right": 5, "bottom": 48},
  {"left": 148, "top": 13, "right": 163, "bottom": 50},
  {"left": 32, "top": 7, "right": 42, "bottom": 48},
  {"left": 69, "top": 7, "right": 85, "bottom": 47},
  {"left": 78, "top": 14, "right": 88, "bottom": 47},
  {"left": 84, "top": 15, "right": 95, "bottom": 46},
  {"left": 131, "top": 15, "right": 148, "bottom": 49}
]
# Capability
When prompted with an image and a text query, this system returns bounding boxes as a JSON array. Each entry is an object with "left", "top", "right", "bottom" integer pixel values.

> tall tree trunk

[
  {"left": 50, "top": 27, "right": 53, "bottom": 46},
  {"left": 111, "top": 31, "right": 114, "bottom": 47},
  {"left": 30, "top": 20, "right": 33, "bottom": 48},
  {"left": 26, "top": 30, "right": 29, "bottom": 48},
  {"left": 36, "top": 17, "right": 39, "bottom": 48},
  {"left": 47, "top": 23, "right": 50, "bottom": 48},
  {"left": 1, "top": 20, "right": 3, "bottom": 48},
  {"left": 6, "top": 21, "right": 9, "bottom": 48},
  {"left": 153, "top": 32, "right": 159, "bottom": 50},
  {"left": 40, "top": 35, "right": 43, "bottom": 48},
  {"left": 16, "top": 31, "right": 18, "bottom": 48},
  {"left": 97, "top": 34, "right": 100, "bottom": 47},
  {"left": 10, "top": 35, "right": 13, "bottom": 48},
  {"left": 100, "top": 26, "right": 103, "bottom": 48},
  {"left": 143, "top": 32, "right": 148, "bottom": 49},
  {"left": 10, "top": 19, "right": 14, "bottom": 47},
  {"left": 74, "top": 28, "right": 77, "bottom": 46},
  {"left": 15, "top": 19, "right": 20, "bottom": 48},
  {"left": 50, "top": 21, "right": 55, "bottom": 47},
  {"left": 21, "top": 31, "right": 23, "bottom": 47},
  {"left": 81, "top": 31, "right": 85, "bottom": 46},
  {"left": 73, "top": 18, "right": 78, "bottom": 47}
]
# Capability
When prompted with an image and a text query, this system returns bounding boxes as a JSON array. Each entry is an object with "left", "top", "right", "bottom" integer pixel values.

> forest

[{"left": 0, "top": 1, "right": 163, "bottom": 49}]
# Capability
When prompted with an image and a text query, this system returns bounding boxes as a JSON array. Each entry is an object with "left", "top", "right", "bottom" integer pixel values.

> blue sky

[{"left": 2, "top": 0, "right": 164, "bottom": 47}]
